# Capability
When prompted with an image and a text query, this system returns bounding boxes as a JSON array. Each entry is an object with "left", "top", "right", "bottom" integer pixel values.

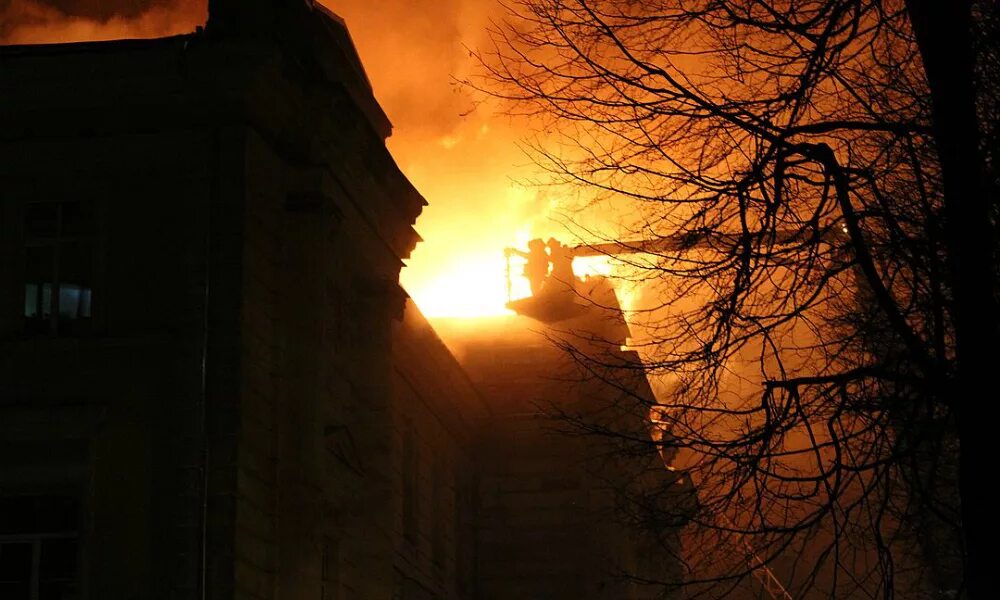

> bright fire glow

[
  {"left": 413, "top": 253, "right": 518, "bottom": 318},
  {"left": 412, "top": 250, "right": 618, "bottom": 318}
]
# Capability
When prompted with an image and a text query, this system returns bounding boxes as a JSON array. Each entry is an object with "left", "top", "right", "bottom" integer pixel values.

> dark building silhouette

[
  {"left": 0, "top": 1, "right": 685, "bottom": 598},
  {"left": 434, "top": 311, "right": 686, "bottom": 600}
]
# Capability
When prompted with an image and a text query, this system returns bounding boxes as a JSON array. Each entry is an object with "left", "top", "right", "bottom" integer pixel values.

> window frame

[
  {"left": 0, "top": 494, "right": 83, "bottom": 600},
  {"left": 20, "top": 199, "right": 100, "bottom": 338}
]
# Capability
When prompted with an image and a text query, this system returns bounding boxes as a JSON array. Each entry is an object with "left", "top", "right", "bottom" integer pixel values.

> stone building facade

[
  {"left": 390, "top": 302, "right": 487, "bottom": 599},
  {"left": 0, "top": 2, "right": 684, "bottom": 599}
]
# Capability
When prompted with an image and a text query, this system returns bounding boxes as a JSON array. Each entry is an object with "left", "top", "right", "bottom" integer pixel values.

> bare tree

[{"left": 472, "top": 1, "right": 997, "bottom": 597}]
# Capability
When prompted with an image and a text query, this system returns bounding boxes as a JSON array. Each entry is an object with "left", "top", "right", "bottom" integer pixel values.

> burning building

[{"left": 0, "top": 1, "right": 686, "bottom": 598}]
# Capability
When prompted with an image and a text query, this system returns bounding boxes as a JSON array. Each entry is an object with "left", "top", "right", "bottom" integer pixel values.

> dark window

[
  {"left": 0, "top": 495, "right": 81, "bottom": 600},
  {"left": 431, "top": 452, "right": 445, "bottom": 567},
  {"left": 321, "top": 535, "right": 340, "bottom": 600},
  {"left": 402, "top": 421, "right": 419, "bottom": 543},
  {"left": 23, "top": 201, "right": 95, "bottom": 336}
]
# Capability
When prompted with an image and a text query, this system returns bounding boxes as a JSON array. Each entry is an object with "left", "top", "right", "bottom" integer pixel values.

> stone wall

[
  {"left": 0, "top": 82, "right": 219, "bottom": 597},
  {"left": 390, "top": 301, "right": 488, "bottom": 599},
  {"left": 0, "top": 4, "right": 429, "bottom": 597}
]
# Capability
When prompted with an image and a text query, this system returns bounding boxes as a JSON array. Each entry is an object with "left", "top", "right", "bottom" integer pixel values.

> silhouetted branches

[{"left": 472, "top": 1, "right": 997, "bottom": 597}]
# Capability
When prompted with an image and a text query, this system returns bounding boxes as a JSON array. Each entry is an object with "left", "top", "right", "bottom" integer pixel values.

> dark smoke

[
  {"left": 0, "top": 0, "right": 204, "bottom": 43},
  {"left": 30, "top": 0, "right": 155, "bottom": 20}
]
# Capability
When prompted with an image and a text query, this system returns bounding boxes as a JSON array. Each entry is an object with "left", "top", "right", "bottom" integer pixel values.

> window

[
  {"left": 23, "top": 201, "right": 95, "bottom": 336},
  {"left": 321, "top": 535, "right": 340, "bottom": 600},
  {"left": 0, "top": 495, "right": 81, "bottom": 600},
  {"left": 431, "top": 452, "right": 445, "bottom": 568},
  {"left": 401, "top": 421, "right": 419, "bottom": 543}
]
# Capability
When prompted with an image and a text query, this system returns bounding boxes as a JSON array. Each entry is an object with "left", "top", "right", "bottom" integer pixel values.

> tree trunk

[{"left": 905, "top": 1, "right": 996, "bottom": 598}]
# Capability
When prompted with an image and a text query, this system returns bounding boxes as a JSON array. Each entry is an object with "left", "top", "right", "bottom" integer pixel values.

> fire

[
  {"left": 327, "top": 0, "right": 618, "bottom": 319},
  {"left": 410, "top": 247, "right": 618, "bottom": 318},
  {"left": 410, "top": 253, "right": 519, "bottom": 318}
]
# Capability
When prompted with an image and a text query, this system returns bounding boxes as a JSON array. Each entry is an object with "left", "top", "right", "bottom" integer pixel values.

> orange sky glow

[{"left": 0, "top": 0, "right": 621, "bottom": 318}]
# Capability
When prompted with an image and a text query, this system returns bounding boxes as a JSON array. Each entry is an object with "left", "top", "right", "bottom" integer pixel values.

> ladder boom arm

[{"left": 567, "top": 228, "right": 843, "bottom": 257}]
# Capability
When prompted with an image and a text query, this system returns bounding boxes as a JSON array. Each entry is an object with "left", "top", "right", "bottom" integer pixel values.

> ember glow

[{"left": 0, "top": 0, "right": 620, "bottom": 318}]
